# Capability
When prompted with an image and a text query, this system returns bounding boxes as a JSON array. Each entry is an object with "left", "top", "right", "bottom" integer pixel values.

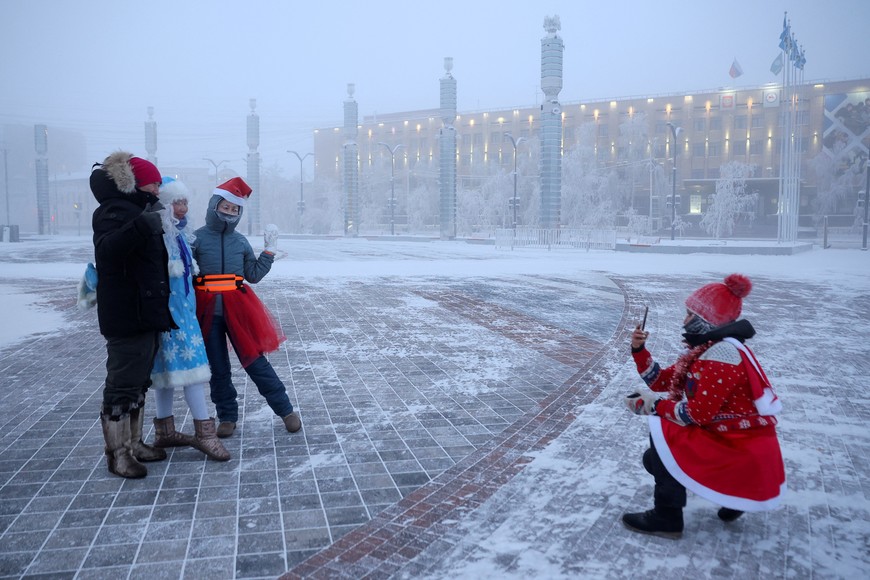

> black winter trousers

[
  {"left": 643, "top": 437, "right": 687, "bottom": 509},
  {"left": 103, "top": 331, "right": 159, "bottom": 416}
]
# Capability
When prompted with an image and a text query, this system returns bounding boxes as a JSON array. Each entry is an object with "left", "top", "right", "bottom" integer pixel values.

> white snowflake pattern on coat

[{"left": 151, "top": 225, "right": 211, "bottom": 389}]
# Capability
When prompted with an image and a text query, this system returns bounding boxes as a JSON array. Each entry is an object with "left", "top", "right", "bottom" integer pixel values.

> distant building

[{"left": 313, "top": 77, "right": 870, "bottom": 235}]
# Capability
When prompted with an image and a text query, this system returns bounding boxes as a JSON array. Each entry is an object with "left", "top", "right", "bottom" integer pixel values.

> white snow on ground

[{"left": 1, "top": 235, "right": 868, "bottom": 578}]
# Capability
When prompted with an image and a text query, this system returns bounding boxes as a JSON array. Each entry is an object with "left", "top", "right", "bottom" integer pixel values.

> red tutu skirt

[{"left": 196, "top": 284, "right": 286, "bottom": 368}]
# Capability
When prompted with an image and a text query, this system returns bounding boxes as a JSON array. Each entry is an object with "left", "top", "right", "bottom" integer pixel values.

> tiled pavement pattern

[{"left": 1, "top": 243, "right": 868, "bottom": 578}]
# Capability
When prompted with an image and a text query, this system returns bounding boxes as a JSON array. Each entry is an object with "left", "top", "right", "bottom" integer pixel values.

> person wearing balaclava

[
  {"left": 191, "top": 177, "right": 301, "bottom": 439},
  {"left": 621, "top": 274, "right": 785, "bottom": 539},
  {"left": 90, "top": 151, "right": 172, "bottom": 478}
]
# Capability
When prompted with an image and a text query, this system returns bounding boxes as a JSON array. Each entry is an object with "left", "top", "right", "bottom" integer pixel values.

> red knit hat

[
  {"left": 685, "top": 273, "right": 752, "bottom": 326},
  {"left": 128, "top": 157, "right": 161, "bottom": 188},
  {"left": 214, "top": 177, "right": 252, "bottom": 207}
]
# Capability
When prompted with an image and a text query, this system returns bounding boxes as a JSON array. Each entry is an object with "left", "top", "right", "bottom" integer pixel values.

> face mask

[
  {"left": 215, "top": 209, "right": 240, "bottom": 224},
  {"left": 684, "top": 314, "right": 714, "bottom": 335}
]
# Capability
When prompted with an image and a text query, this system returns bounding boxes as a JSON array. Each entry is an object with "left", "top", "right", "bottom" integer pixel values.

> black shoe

[
  {"left": 622, "top": 509, "right": 683, "bottom": 539},
  {"left": 717, "top": 507, "right": 744, "bottom": 522}
]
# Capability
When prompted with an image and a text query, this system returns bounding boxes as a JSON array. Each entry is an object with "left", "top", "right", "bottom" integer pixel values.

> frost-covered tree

[
  {"left": 561, "top": 123, "right": 617, "bottom": 228},
  {"left": 405, "top": 159, "right": 439, "bottom": 234},
  {"left": 807, "top": 150, "right": 863, "bottom": 224},
  {"left": 615, "top": 112, "right": 649, "bottom": 211},
  {"left": 700, "top": 161, "right": 758, "bottom": 238}
]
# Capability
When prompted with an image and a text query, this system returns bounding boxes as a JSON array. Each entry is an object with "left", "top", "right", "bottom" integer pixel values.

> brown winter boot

[
  {"left": 192, "top": 418, "right": 231, "bottom": 461},
  {"left": 100, "top": 413, "right": 147, "bottom": 479},
  {"left": 282, "top": 412, "right": 302, "bottom": 433},
  {"left": 129, "top": 404, "right": 167, "bottom": 462},
  {"left": 153, "top": 416, "right": 195, "bottom": 448},
  {"left": 216, "top": 421, "right": 236, "bottom": 438}
]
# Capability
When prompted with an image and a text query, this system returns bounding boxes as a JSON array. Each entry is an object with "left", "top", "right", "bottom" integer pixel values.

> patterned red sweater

[{"left": 633, "top": 341, "right": 777, "bottom": 432}]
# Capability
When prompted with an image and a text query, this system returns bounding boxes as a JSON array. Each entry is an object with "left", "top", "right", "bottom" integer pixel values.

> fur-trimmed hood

[
  {"left": 90, "top": 151, "right": 156, "bottom": 208},
  {"left": 100, "top": 151, "right": 138, "bottom": 193}
]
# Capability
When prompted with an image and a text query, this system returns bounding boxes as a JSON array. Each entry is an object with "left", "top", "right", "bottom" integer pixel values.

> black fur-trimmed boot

[{"left": 622, "top": 507, "right": 684, "bottom": 539}]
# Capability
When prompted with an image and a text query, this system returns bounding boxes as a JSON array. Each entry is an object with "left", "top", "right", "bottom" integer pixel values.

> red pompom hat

[
  {"left": 128, "top": 157, "right": 161, "bottom": 188},
  {"left": 214, "top": 177, "right": 252, "bottom": 207},
  {"left": 685, "top": 273, "right": 753, "bottom": 326}
]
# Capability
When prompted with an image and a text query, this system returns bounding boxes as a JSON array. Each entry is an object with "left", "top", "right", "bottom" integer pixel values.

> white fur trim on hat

[
  {"left": 213, "top": 188, "right": 247, "bottom": 207},
  {"left": 159, "top": 179, "right": 191, "bottom": 206}
]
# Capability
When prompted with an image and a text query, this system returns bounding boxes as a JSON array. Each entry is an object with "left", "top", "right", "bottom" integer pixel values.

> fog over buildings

[{"left": 0, "top": 0, "right": 868, "bottom": 234}]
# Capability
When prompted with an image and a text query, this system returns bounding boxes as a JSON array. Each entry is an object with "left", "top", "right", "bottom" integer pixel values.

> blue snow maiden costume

[
  {"left": 151, "top": 177, "right": 211, "bottom": 388},
  {"left": 148, "top": 177, "right": 230, "bottom": 462}
]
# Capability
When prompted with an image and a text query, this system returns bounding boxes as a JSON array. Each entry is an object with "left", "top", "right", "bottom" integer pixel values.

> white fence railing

[{"left": 494, "top": 228, "right": 617, "bottom": 250}]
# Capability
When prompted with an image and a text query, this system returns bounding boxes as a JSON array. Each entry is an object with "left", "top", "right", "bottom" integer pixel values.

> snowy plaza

[{"left": 0, "top": 236, "right": 868, "bottom": 579}]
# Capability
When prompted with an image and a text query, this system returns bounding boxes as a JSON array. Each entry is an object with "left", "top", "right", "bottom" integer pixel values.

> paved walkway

[{"left": 0, "top": 240, "right": 867, "bottom": 579}]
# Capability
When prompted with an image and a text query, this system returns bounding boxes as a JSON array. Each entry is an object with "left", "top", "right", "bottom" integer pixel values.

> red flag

[{"left": 729, "top": 59, "right": 743, "bottom": 79}]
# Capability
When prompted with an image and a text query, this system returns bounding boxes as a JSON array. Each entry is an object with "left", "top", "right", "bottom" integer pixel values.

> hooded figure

[
  {"left": 622, "top": 274, "right": 785, "bottom": 539},
  {"left": 89, "top": 151, "right": 172, "bottom": 479},
  {"left": 191, "top": 177, "right": 301, "bottom": 439}
]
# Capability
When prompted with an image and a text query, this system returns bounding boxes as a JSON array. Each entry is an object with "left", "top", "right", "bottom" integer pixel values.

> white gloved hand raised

[
  {"left": 264, "top": 224, "right": 279, "bottom": 253},
  {"left": 625, "top": 390, "right": 661, "bottom": 416}
]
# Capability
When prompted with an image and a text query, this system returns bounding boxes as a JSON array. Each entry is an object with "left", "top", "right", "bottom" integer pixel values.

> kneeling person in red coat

[{"left": 622, "top": 274, "right": 785, "bottom": 539}]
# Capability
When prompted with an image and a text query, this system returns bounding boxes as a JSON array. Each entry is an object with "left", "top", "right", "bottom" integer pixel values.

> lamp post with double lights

[
  {"left": 666, "top": 123, "right": 682, "bottom": 240},
  {"left": 378, "top": 142, "right": 403, "bottom": 235},
  {"left": 288, "top": 150, "right": 312, "bottom": 231},
  {"left": 504, "top": 133, "right": 526, "bottom": 231},
  {"left": 203, "top": 158, "right": 228, "bottom": 188}
]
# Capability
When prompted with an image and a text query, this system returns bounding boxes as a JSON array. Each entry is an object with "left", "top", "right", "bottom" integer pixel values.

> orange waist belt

[{"left": 193, "top": 274, "right": 244, "bottom": 292}]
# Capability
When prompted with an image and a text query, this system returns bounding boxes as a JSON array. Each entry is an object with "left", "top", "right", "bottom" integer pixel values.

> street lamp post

[
  {"left": 2, "top": 148, "right": 9, "bottom": 225},
  {"left": 504, "top": 133, "right": 526, "bottom": 231},
  {"left": 378, "top": 142, "right": 403, "bottom": 235},
  {"left": 288, "top": 150, "right": 312, "bottom": 232},
  {"left": 862, "top": 162, "right": 869, "bottom": 250},
  {"left": 666, "top": 123, "right": 682, "bottom": 241},
  {"left": 203, "top": 158, "right": 228, "bottom": 188}
]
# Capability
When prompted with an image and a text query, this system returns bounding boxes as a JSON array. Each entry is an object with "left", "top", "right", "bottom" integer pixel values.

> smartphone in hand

[{"left": 641, "top": 306, "right": 648, "bottom": 330}]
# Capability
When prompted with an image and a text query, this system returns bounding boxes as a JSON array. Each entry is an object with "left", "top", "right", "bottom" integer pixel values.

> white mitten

[
  {"left": 624, "top": 390, "right": 661, "bottom": 416},
  {"left": 264, "top": 224, "right": 279, "bottom": 253}
]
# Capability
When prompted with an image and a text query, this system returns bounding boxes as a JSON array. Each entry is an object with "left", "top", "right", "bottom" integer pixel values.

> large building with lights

[{"left": 313, "top": 77, "right": 869, "bottom": 235}]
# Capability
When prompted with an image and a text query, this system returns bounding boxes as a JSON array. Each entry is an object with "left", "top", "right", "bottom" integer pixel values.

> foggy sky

[{"left": 1, "top": 0, "right": 868, "bottom": 176}]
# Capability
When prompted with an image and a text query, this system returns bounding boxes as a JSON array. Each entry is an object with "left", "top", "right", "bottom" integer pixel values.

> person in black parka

[{"left": 90, "top": 151, "right": 174, "bottom": 478}]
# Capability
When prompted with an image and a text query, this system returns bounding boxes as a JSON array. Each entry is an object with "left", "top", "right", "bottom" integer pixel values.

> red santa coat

[{"left": 634, "top": 339, "right": 786, "bottom": 511}]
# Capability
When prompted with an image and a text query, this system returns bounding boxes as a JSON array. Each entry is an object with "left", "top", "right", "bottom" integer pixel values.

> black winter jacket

[{"left": 90, "top": 152, "right": 173, "bottom": 337}]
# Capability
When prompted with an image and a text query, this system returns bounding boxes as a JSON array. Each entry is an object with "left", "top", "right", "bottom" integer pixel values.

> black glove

[{"left": 134, "top": 205, "right": 163, "bottom": 235}]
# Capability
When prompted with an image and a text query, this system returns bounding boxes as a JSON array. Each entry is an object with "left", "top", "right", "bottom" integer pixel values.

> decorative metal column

[
  {"left": 34, "top": 124, "right": 49, "bottom": 235},
  {"left": 439, "top": 57, "right": 457, "bottom": 240},
  {"left": 246, "top": 98, "right": 261, "bottom": 236},
  {"left": 343, "top": 83, "right": 359, "bottom": 237},
  {"left": 776, "top": 12, "right": 806, "bottom": 244},
  {"left": 540, "top": 15, "right": 564, "bottom": 229},
  {"left": 144, "top": 106, "right": 157, "bottom": 165}
]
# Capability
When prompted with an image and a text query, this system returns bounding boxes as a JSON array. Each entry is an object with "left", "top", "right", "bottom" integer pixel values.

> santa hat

[
  {"left": 213, "top": 177, "right": 252, "bottom": 207},
  {"left": 159, "top": 176, "right": 191, "bottom": 206},
  {"left": 128, "top": 156, "right": 161, "bottom": 188},
  {"left": 685, "top": 273, "right": 752, "bottom": 326}
]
